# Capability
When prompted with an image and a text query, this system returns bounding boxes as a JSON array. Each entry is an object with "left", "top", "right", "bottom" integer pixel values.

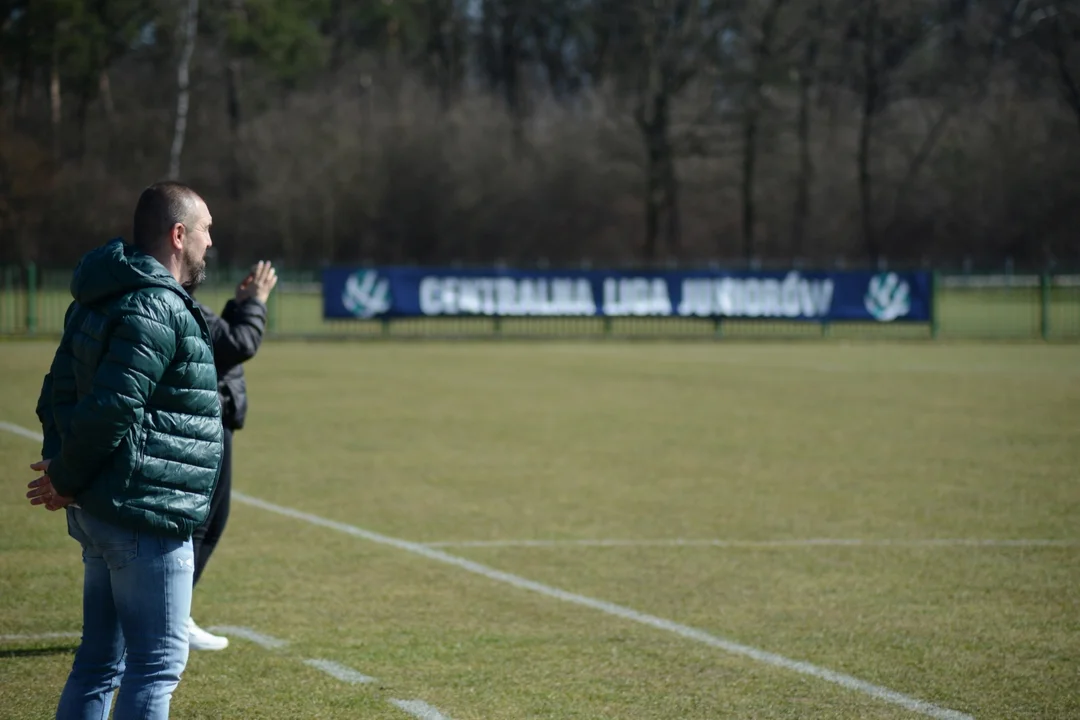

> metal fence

[{"left": 2, "top": 264, "right": 1079, "bottom": 341}]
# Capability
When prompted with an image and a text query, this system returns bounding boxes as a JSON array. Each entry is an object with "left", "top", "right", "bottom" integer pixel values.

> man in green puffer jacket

[{"left": 27, "top": 181, "right": 224, "bottom": 720}]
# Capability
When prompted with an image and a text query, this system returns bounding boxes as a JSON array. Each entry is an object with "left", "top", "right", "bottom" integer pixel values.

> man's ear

[{"left": 168, "top": 222, "right": 186, "bottom": 251}]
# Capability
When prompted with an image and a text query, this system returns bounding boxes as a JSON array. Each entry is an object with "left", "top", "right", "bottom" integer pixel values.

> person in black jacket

[{"left": 187, "top": 260, "right": 277, "bottom": 651}]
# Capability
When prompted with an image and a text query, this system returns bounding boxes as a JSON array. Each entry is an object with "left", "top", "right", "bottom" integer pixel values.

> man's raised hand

[{"left": 235, "top": 261, "right": 279, "bottom": 305}]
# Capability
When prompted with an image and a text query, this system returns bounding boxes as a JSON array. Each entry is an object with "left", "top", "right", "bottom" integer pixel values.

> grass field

[
  {"left": 2, "top": 283, "right": 1080, "bottom": 339},
  {"left": 2, "top": 341, "right": 1079, "bottom": 719}
]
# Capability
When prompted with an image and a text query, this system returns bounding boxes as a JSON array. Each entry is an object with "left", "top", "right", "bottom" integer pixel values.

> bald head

[
  {"left": 131, "top": 181, "right": 214, "bottom": 288},
  {"left": 132, "top": 182, "right": 205, "bottom": 253}
]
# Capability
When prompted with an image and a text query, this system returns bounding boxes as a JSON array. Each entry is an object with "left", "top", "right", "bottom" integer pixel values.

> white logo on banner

[
  {"left": 864, "top": 272, "right": 911, "bottom": 322},
  {"left": 342, "top": 271, "right": 391, "bottom": 318}
]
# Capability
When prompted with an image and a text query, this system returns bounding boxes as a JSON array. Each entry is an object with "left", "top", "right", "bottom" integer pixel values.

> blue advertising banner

[{"left": 322, "top": 267, "right": 932, "bottom": 323}]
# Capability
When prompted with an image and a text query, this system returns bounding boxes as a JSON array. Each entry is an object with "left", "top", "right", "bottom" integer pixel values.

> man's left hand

[{"left": 27, "top": 460, "right": 74, "bottom": 511}]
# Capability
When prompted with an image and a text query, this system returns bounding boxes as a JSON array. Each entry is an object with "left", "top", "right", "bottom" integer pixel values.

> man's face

[{"left": 181, "top": 198, "right": 213, "bottom": 290}]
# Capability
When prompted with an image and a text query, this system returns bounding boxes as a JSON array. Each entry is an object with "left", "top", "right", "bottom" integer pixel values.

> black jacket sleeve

[
  {"left": 37, "top": 302, "right": 80, "bottom": 461},
  {"left": 196, "top": 298, "right": 267, "bottom": 431},
  {"left": 202, "top": 298, "right": 268, "bottom": 378}
]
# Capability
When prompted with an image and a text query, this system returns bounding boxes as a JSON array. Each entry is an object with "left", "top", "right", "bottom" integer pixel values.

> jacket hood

[{"left": 71, "top": 237, "right": 188, "bottom": 305}]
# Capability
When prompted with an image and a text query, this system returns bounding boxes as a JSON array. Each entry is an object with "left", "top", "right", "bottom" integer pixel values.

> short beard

[{"left": 182, "top": 243, "right": 206, "bottom": 292}]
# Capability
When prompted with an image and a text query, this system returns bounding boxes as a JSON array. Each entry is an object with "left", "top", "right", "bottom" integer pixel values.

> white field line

[
  {"left": 712, "top": 360, "right": 1080, "bottom": 377},
  {"left": 0, "top": 421, "right": 46, "bottom": 442},
  {"left": 4, "top": 421, "right": 971, "bottom": 720},
  {"left": 390, "top": 699, "right": 455, "bottom": 720},
  {"left": 0, "top": 632, "right": 81, "bottom": 642},
  {"left": 542, "top": 347, "right": 1080, "bottom": 377},
  {"left": 229, "top": 491, "right": 973, "bottom": 720},
  {"left": 421, "top": 538, "right": 1078, "bottom": 549},
  {"left": 208, "top": 626, "right": 288, "bottom": 650},
  {"left": 303, "top": 658, "right": 377, "bottom": 684}
]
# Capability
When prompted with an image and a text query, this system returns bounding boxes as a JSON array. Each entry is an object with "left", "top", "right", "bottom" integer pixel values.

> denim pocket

[
  {"left": 65, "top": 507, "right": 88, "bottom": 545},
  {"left": 76, "top": 509, "right": 139, "bottom": 571}
]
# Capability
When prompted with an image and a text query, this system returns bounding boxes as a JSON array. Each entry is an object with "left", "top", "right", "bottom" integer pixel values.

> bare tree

[
  {"left": 1047, "top": 10, "right": 1080, "bottom": 136},
  {"left": 879, "top": 1, "right": 1026, "bottom": 249},
  {"left": 423, "top": 0, "right": 467, "bottom": 108},
  {"left": 168, "top": 0, "right": 200, "bottom": 180},
  {"left": 741, "top": 0, "right": 791, "bottom": 261},
  {"left": 225, "top": 0, "right": 246, "bottom": 203},
  {"left": 50, "top": 37, "right": 62, "bottom": 161},
  {"left": 99, "top": 70, "right": 116, "bottom": 124},
  {"left": 1019, "top": 1, "right": 1080, "bottom": 136},
  {"left": 845, "top": 0, "right": 928, "bottom": 263},
  {"left": 479, "top": 0, "right": 528, "bottom": 154},
  {"left": 791, "top": 0, "right": 825, "bottom": 258},
  {"left": 627, "top": 0, "right": 734, "bottom": 261}
]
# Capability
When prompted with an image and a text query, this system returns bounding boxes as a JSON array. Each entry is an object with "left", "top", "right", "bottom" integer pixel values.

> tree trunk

[
  {"left": 226, "top": 57, "right": 242, "bottom": 202},
  {"left": 641, "top": 93, "right": 676, "bottom": 262},
  {"left": 792, "top": 69, "right": 813, "bottom": 260},
  {"left": 99, "top": 70, "right": 116, "bottom": 123},
  {"left": 644, "top": 125, "right": 662, "bottom": 263},
  {"left": 742, "top": 0, "right": 787, "bottom": 262},
  {"left": 792, "top": 3, "right": 821, "bottom": 259},
  {"left": 1049, "top": 16, "right": 1080, "bottom": 138},
  {"left": 323, "top": 192, "right": 336, "bottom": 263},
  {"left": 168, "top": 0, "right": 200, "bottom": 180},
  {"left": 662, "top": 142, "right": 680, "bottom": 255},
  {"left": 427, "top": 0, "right": 460, "bottom": 109},
  {"left": 76, "top": 55, "right": 101, "bottom": 161},
  {"left": 499, "top": 5, "right": 525, "bottom": 155},
  {"left": 884, "top": 103, "right": 958, "bottom": 245},
  {"left": 327, "top": 0, "right": 347, "bottom": 71},
  {"left": 857, "top": 91, "right": 877, "bottom": 264},
  {"left": 75, "top": 85, "right": 90, "bottom": 160},
  {"left": 50, "top": 45, "right": 62, "bottom": 162},
  {"left": 216, "top": 0, "right": 247, "bottom": 267},
  {"left": 15, "top": 20, "right": 33, "bottom": 116},
  {"left": 742, "top": 95, "right": 759, "bottom": 262},
  {"left": 280, "top": 203, "right": 295, "bottom": 265},
  {"left": 532, "top": 10, "right": 570, "bottom": 98},
  {"left": 857, "top": 0, "right": 880, "bottom": 263},
  {"left": 223, "top": 56, "right": 243, "bottom": 267}
]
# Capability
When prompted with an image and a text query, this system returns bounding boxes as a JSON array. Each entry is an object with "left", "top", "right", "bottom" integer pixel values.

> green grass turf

[{"left": 1, "top": 341, "right": 1078, "bottom": 718}]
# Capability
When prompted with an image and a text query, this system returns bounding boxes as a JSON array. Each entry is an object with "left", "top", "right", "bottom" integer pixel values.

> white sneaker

[{"left": 187, "top": 617, "right": 229, "bottom": 651}]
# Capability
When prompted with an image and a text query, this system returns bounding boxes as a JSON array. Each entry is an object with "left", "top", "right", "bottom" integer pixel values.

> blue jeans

[{"left": 58, "top": 507, "right": 194, "bottom": 720}]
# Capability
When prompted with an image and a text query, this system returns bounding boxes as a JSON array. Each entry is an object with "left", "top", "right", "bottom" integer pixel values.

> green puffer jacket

[{"left": 35, "top": 238, "right": 224, "bottom": 539}]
